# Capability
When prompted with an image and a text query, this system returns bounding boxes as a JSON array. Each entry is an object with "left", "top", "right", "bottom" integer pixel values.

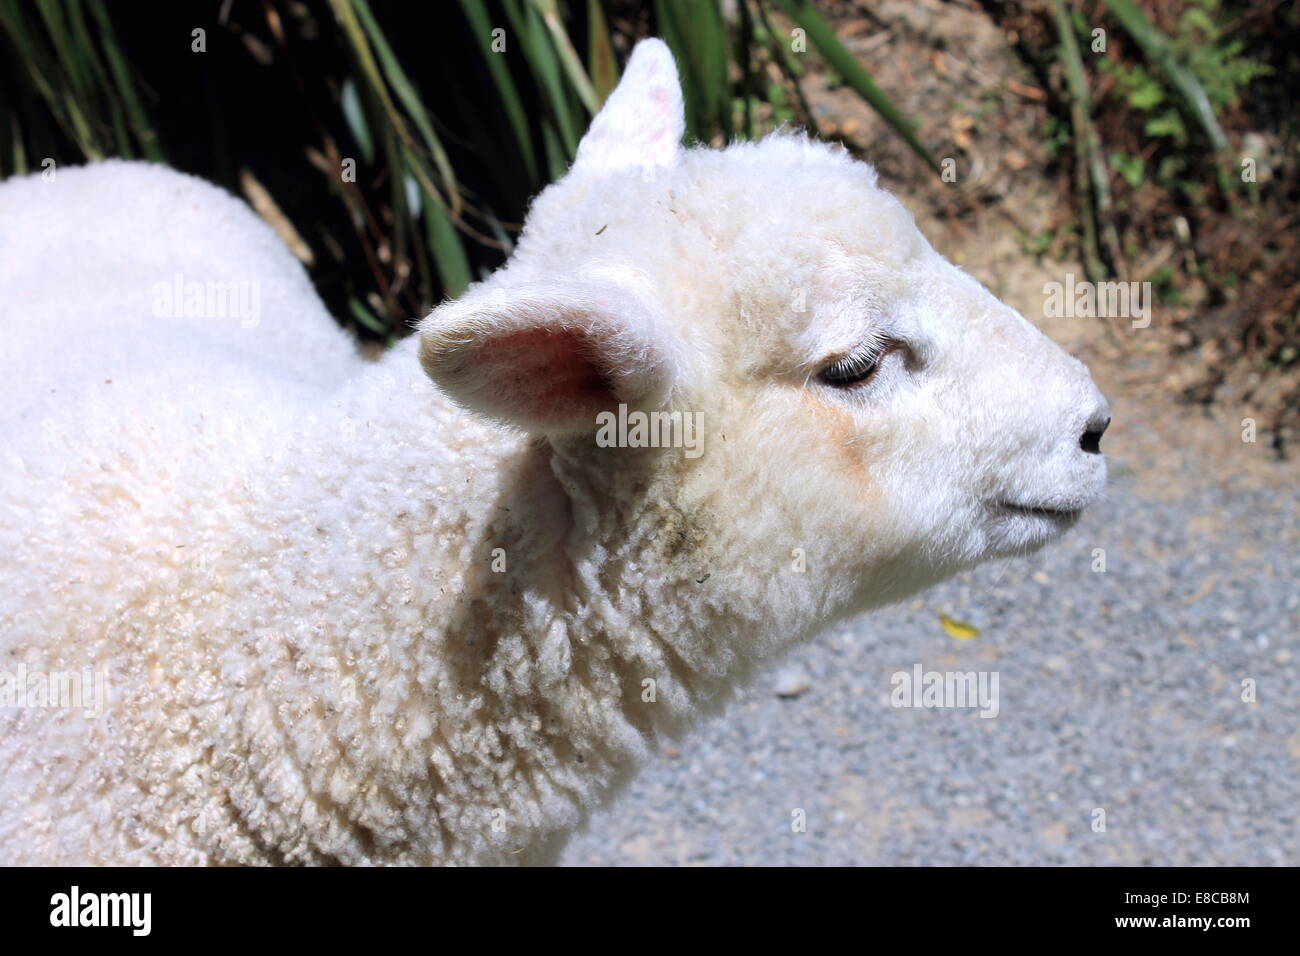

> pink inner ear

[{"left": 481, "top": 327, "right": 617, "bottom": 426}]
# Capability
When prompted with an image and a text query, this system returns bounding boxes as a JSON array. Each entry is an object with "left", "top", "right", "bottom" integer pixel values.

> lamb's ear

[
  {"left": 572, "top": 38, "right": 684, "bottom": 174},
  {"left": 418, "top": 281, "right": 677, "bottom": 434}
]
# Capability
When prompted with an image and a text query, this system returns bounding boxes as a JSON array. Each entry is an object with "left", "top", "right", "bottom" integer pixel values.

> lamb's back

[{"left": 0, "top": 160, "right": 360, "bottom": 414}]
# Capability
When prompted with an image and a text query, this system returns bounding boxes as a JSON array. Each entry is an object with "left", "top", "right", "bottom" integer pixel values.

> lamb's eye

[{"left": 819, "top": 344, "right": 885, "bottom": 388}]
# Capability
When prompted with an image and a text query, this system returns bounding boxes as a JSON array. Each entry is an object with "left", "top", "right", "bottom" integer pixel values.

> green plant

[
  {"left": 0, "top": 0, "right": 937, "bottom": 341},
  {"left": 1109, "top": 150, "right": 1145, "bottom": 187},
  {"left": 1098, "top": 0, "right": 1271, "bottom": 167}
]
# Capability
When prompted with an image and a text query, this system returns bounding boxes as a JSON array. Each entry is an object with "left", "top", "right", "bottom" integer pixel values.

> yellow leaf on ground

[{"left": 940, "top": 613, "right": 981, "bottom": 640}]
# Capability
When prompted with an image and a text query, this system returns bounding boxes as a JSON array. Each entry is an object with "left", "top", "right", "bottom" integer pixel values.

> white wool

[{"left": 0, "top": 40, "right": 1107, "bottom": 865}]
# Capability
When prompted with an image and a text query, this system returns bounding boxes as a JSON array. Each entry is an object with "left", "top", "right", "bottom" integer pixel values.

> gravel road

[{"left": 561, "top": 389, "right": 1299, "bottom": 866}]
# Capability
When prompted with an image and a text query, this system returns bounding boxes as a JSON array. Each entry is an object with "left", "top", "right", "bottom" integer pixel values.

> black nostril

[{"left": 1080, "top": 416, "right": 1110, "bottom": 454}]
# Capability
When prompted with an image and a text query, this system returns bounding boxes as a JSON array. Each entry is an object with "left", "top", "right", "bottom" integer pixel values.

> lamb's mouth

[
  {"left": 985, "top": 500, "right": 1084, "bottom": 554},
  {"left": 992, "top": 501, "right": 1083, "bottom": 524}
]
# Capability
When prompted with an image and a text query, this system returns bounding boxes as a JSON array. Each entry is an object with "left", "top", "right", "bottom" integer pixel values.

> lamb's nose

[{"left": 1080, "top": 412, "right": 1110, "bottom": 455}]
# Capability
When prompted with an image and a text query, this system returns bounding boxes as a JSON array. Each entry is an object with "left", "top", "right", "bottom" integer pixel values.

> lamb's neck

[
  {"left": 315, "top": 341, "right": 792, "bottom": 719},
  {"left": 542, "top": 436, "right": 827, "bottom": 724}
]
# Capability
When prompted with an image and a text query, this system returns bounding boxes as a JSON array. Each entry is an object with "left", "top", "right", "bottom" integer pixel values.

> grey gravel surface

[{"left": 561, "top": 426, "right": 1299, "bottom": 866}]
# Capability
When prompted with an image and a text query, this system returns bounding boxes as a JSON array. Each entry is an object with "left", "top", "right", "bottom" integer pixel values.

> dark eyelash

[{"left": 819, "top": 339, "right": 889, "bottom": 387}]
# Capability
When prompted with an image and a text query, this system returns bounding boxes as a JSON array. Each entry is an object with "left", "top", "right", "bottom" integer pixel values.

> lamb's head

[{"left": 419, "top": 39, "right": 1109, "bottom": 623}]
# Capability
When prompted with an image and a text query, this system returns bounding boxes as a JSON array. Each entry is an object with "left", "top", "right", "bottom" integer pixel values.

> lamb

[{"left": 0, "top": 39, "right": 1110, "bottom": 865}]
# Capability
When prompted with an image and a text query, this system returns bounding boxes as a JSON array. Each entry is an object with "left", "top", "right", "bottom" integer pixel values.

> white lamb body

[{"left": 0, "top": 41, "right": 1108, "bottom": 865}]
